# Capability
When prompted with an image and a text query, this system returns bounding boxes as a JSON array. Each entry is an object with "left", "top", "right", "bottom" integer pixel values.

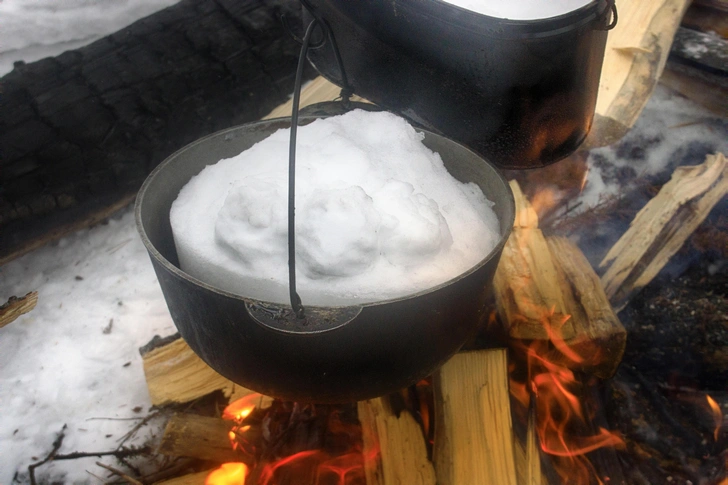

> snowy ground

[
  {"left": 0, "top": 210, "right": 176, "bottom": 482},
  {"left": 0, "top": 0, "right": 180, "bottom": 76}
]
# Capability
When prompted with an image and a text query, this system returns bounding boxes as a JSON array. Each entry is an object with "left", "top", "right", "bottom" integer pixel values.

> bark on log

[
  {"left": 601, "top": 152, "right": 728, "bottom": 312},
  {"left": 0, "top": 291, "right": 38, "bottom": 328},
  {"left": 357, "top": 397, "right": 436, "bottom": 485},
  {"left": 0, "top": 0, "right": 315, "bottom": 265},
  {"left": 433, "top": 350, "right": 518, "bottom": 485},
  {"left": 158, "top": 414, "right": 239, "bottom": 463}
]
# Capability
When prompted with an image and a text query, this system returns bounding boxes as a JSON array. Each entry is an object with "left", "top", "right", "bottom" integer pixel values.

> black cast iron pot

[
  {"left": 136, "top": 114, "right": 515, "bottom": 403},
  {"left": 303, "top": 0, "right": 614, "bottom": 169}
]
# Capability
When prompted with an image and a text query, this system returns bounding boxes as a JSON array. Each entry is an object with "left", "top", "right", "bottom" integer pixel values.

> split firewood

[
  {"left": 601, "top": 153, "right": 728, "bottom": 312},
  {"left": 262, "top": 77, "right": 368, "bottom": 120},
  {"left": 433, "top": 349, "right": 518, "bottom": 485},
  {"left": 548, "top": 236, "right": 627, "bottom": 378},
  {"left": 514, "top": 411, "right": 546, "bottom": 485},
  {"left": 155, "top": 470, "right": 210, "bottom": 485},
  {"left": 141, "top": 335, "right": 268, "bottom": 407},
  {"left": 494, "top": 181, "right": 626, "bottom": 378},
  {"left": 587, "top": 0, "right": 692, "bottom": 147},
  {"left": 157, "top": 414, "right": 239, "bottom": 463},
  {"left": 357, "top": 397, "right": 436, "bottom": 485},
  {"left": 0, "top": 291, "right": 38, "bottom": 329},
  {"left": 493, "top": 181, "right": 576, "bottom": 341}
]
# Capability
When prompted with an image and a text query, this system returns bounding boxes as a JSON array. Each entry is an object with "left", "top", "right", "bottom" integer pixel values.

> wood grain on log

[
  {"left": 601, "top": 153, "right": 728, "bottom": 311},
  {"left": 0, "top": 291, "right": 38, "bottom": 328},
  {"left": 493, "top": 181, "right": 576, "bottom": 341},
  {"left": 494, "top": 181, "right": 626, "bottom": 378},
  {"left": 433, "top": 350, "right": 518, "bottom": 485},
  {"left": 514, "top": 411, "right": 546, "bottom": 485},
  {"left": 357, "top": 397, "right": 436, "bottom": 485},
  {"left": 158, "top": 414, "right": 239, "bottom": 463},
  {"left": 588, "top": 0, "right": 692, "bottom": 147},
  {"left": 0, "top": 0, "right": 315, "bottom": 265},
  {"left": 547, "top": 236, "right": 626, "bottom": 378},
  {"left": 141, "top": 336, "right": 263, "bottom": 407}
]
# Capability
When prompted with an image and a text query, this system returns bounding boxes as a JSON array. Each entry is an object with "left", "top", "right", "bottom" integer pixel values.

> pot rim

[{"left": 135, "top": 115, "right": 514, "bottom": 314}]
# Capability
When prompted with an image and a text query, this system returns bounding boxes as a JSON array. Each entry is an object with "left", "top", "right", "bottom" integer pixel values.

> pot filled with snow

[
  {"left": 303, "top": 0, "right": 615, "bottom": 169},
  {"left": 136, "top": 109, "right": 514, "bottom": 403}
]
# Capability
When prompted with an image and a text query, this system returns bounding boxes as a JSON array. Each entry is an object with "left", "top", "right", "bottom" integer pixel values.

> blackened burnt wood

[{"left": 0, "top": 0, "right": 315, "bottom": 264}]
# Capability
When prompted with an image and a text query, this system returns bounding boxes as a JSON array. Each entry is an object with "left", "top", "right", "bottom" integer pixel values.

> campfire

[{"left": 134, "top": 154, "right": 725, "bottom": 485}]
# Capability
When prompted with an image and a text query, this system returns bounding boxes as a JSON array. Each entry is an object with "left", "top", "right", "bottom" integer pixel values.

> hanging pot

[
  {"left": 303, "top": 0, "right": 616, "bottom": 169},
  {"left": 136, "top": 113, "right": 514, "bottom": 403}
]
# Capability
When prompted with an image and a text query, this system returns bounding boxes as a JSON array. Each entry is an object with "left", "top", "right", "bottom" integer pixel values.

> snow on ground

[
  {"left": 0, "top": 0, "right": 180, "bottom": 76},
  {"left": 0, "top": 209, "right": 176, "bottom": 483},
  {"left": 579, "top": 84, "right": 728, "bottom": 209}
]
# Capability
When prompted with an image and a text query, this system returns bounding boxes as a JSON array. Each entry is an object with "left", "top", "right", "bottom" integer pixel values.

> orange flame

[
  {"left": 257, "top": 449, "right": 365, "bottom": 485},
  {"left": 223, "top": 394, "right": 262, "bottom": 421},
  {"left": 206, "top": 462, "right": 248, "bottom": 485},
  {"left": 707, "top": 395, "right": 723, "bottom": 442},
  {"left": 510, "top": 305, "right": 625, "bottom": 484}
]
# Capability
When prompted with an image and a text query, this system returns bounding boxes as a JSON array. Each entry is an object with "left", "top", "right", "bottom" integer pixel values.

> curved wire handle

[
  {"left": 287, "top": 19, "right": 320, "bottom": 319},
  {"left": 287, "top": 1, "right": 354, "bottom": 318}
]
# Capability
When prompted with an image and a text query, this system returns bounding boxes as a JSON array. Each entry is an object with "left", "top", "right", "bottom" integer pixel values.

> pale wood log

[
  {"left": 588, "top": 0, "right": 692, "bottom": 147},
  {"left": 600, "top": 153, "right": 728, "bottom": 311},
  {"left": 514, "top": 411, "right": 546, "bottom": 485},
  {"left": 0, "top": 291, "right": 38, "bottom": 328},
  {"left": 155, "top": 470, "right": 210, "bottom": 485},
  {"left": 157, "top": 414, "right": 238, "bottom": 463},
  {"left": 547, "top": 236, "right": 626, "bottom": 378},
  {"left": 660, "top": 65, "right": 728, "bottom": 118},
  {"left": 357, "top": 397, "right": 436, "bottom": 485},
  {"left": 493, "top": 181, "right": 576, "bottom": 341},
  {"left": 141, "top": 336, "right": 265, "bottom": 407},
  {"left": 262, "top": 77, "right": 367, "bottom": 120},
  {"left": 495, "top": 181, "right": 625, "bottom": 377},
  {"left": 433, "top": 350, "right": 517, "bottom": 485}
]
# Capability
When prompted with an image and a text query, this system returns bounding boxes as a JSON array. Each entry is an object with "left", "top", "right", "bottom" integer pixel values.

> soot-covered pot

[
  {"left": 303, "top": 0, "right": 615, "bottom": 169},
  {"left": 136, "top": 114, "right": 515, "bottom": 403}
]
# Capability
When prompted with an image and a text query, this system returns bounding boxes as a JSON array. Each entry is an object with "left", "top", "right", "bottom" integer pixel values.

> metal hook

[{"left": 596, "top": 0, "right": 618, "bottom": 31}]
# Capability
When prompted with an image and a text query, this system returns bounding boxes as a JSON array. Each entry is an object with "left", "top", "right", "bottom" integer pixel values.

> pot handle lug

[{"left": 245, "top": 301, "right": 362, "bottom": 334}]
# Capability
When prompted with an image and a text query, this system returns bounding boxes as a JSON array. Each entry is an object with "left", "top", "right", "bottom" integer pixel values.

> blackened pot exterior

[
  {"left": 304, "top": 0, "right": 612, "bottom": 169},
  {"left": 135, "top": 116, "right": 514, "bottom": 403}
]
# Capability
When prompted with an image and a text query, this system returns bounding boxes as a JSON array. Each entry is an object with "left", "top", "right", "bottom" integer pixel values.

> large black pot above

[
  {"left": 136, "top": 114, "right": 515, "bottom": 403},
  {"left": 303, "top": 0, "right": 615, "bottom": 169}
]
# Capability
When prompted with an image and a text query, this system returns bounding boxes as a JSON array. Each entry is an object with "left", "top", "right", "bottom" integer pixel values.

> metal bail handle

[
  {"left": 287, "top": 0, "right": 354, "bottom": 319},
  {"left": 597, "top": 0, "right": 618, "bottom": 31}
]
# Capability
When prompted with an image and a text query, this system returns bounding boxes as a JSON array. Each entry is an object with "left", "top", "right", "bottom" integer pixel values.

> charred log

[{"left": 0, "top": 0, "right": 315, "bottom": 264}]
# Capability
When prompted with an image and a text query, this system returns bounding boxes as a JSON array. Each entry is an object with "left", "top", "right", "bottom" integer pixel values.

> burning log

[
  {"left": 0, "top": 291, "right": 38, "bottom": 328},
  {"left": 155, "top": 470, "right": 210, "bottom": 485},
  {"left": 548, "top": 236, "right": 627, "bottom": 378},
  {"left": 157, "top": 414, "right": 240, "bottom": 464},
  {"left": 494, "top": 181, "right": 626, "bottom": 378},
  {"left": 357, "top": 397, "right": 436, "bottom": 485},
  {"left": 140, "top": 335, "right": 267, "bottom": 407},
  {"left": 601, "top": 152, "right": 728, "bottom": 311},
  {"left": 433, "top": 349, "right": 518, "bottom": 485},
  {"left": 493, "top": 182, "right": 576, "bottom": 341},
  {"left": 513, "top": 411, "right": 546, "bottom": 485}
]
